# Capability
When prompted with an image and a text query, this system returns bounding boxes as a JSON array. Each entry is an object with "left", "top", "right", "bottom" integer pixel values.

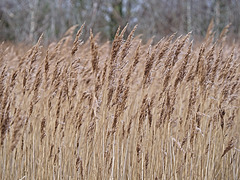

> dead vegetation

[{"left": 0, "top": 24, "right": 240, "bottom": 179}]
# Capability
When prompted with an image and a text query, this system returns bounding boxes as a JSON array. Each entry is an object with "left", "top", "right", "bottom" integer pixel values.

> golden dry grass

[{"left": 0, "top": 24, "right": 240, "bottom": 179}]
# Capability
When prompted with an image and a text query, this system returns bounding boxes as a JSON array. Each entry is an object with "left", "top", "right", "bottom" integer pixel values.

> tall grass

[{"left": 0, "top": 24, "right": 239, "bottom": 179}]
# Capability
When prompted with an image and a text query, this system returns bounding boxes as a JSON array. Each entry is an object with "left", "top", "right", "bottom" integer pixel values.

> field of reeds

[{"left": 0, "top": 23, "right": 240, "bottom": 179}]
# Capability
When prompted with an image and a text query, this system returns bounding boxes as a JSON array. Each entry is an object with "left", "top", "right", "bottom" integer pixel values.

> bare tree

[
  {"left": 0, "top": 0, "right": 239, "bottom": 43},
  {"left": 186, "top": 0, "right": 192, "bottom": 32}
]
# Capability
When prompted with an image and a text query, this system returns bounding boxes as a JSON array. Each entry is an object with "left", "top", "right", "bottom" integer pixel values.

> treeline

[{"left": 0, "top": 0, "right": 240, "bottom": 43}]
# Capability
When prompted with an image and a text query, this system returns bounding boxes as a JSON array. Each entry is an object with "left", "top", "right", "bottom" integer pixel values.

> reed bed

[{"left": 0, "top": 24, "right": 240, "bottom": 179}]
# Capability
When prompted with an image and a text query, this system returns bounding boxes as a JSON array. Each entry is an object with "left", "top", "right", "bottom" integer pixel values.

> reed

[{"left": 0, "top": 24, "right": 239, "bottom": 179}]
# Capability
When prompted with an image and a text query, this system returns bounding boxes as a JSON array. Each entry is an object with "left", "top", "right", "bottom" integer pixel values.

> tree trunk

[
  {"left": 109, "top": 0, "right": 123, "bottom": 40},
  {"left": 29, "top": 0, "right": 38, "bottom": 42},
  {"left": 215, "top": 0, "right": 220, "bottom": 36},
  {"left": 186, "top": 0, "right": 192, "bottom": 33}
]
